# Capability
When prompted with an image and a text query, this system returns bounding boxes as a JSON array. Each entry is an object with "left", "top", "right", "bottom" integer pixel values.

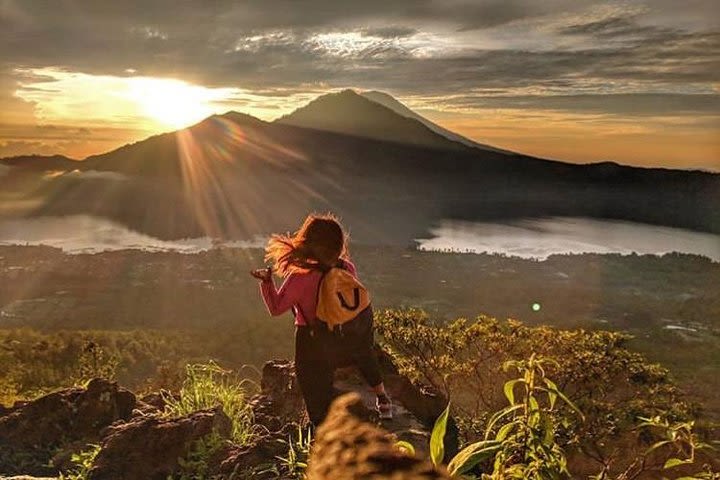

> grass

[
  {"left": 276, "top": 424, "right": 313, "bottom": 479},
  {"left": 162, "top": 361, "right": 258, "bottom": 446}
]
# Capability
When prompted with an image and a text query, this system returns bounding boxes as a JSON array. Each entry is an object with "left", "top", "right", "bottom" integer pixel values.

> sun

[{"left": 126, "top": 77, "right": 230, "bottom": 129}]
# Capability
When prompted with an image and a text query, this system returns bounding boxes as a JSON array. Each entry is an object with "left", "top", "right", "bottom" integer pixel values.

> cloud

[
  {"left": 305, "top": 31, "right": 414, "bottom": 59},
  {"left": 559, "top": 16, "right": 662, "bottom": 38},
  {"left": 1, "top": 0, "right": 716, "bottom": 91},
  {"left": 416, "top": 93, "right": 720, "bottom": 118},
  {"left": 362, "top": 26, "right": 417, "bottom": 39}
]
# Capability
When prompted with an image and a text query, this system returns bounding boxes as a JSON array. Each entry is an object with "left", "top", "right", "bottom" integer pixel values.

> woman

[{"left": 251, "top": 213, "right": 392, "bottom": 425}]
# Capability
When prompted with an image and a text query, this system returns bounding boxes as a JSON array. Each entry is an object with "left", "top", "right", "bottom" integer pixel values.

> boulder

[
  {"left": 87, "top": 406, "right": 231, "bottom": 480},
  {"left": 0, "top": 378, "right": 135, "bottom": 476},
  {"left": 306, "top": 393, "right": 450, "bottom": 480},
  {"left": 250, "top": 360, "right": 306, "bottom": 431}
]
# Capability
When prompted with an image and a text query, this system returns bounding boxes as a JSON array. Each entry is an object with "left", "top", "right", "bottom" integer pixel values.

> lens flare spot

[{"left": 532, "top": 302, "right": 541, "bottom": 312}]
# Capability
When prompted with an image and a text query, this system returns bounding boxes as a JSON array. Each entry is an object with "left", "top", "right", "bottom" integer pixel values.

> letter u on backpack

[{"left": 316, "top": 267, "right": 371, "bottom": 331}]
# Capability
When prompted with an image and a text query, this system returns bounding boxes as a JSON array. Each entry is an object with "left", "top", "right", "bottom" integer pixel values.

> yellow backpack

[{"left": 315, "top": 267, "right": 371, "bottom": 331}]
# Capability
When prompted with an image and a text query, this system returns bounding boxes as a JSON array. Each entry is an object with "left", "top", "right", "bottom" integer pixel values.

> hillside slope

[{"left": 360, "top": 90, "right": 511, "bottom": 154}]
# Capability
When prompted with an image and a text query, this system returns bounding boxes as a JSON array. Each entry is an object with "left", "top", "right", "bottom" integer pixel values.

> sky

[{"left": 1, "top": 0, "right": 718, "bottom": 170}]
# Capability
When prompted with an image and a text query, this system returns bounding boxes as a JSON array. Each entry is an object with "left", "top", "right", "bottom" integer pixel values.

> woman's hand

[{"left": 250, "top": 267, "right": 272, "bottom": 282}]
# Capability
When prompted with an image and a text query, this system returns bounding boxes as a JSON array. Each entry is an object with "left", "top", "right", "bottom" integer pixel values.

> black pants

[
  {"left": 295, "top": 325, "right": 334, "bottom": 426},
  {"left": 294, "top": 307, "right": 382, "bottom": 426}
]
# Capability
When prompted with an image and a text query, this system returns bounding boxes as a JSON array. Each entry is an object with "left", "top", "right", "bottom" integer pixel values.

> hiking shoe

[{"left": 376, "top": 393, "right": 393, "bottom": 420}]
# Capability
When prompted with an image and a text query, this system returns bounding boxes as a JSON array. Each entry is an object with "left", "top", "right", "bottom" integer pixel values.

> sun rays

[{"left": 175, "top": 115, "right": 316, "bottom": 241}]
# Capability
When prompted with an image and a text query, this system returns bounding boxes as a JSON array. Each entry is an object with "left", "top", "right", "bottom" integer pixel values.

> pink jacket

[{"left": 260, "top": 260, "right": 358, "bottom": 326}]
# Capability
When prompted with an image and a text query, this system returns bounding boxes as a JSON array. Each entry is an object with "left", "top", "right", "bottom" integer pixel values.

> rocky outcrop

[
  {"left": 0, "top": 350, "right": 456, "bottom": 479},
  {"left": 219, "top": 353, "right": 458, "bottom": 478},
  {"left": 306, "top": 393, "right": 450, "bottom": 479},
  {"left": 0, "top": 378, "right": 135, "bottom": 476},
  {"left": 88, "top": 406, "right": 231, "bottom": 480}
]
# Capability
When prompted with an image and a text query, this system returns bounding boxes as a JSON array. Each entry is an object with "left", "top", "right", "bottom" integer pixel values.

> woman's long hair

[{"left": 265, "top": 213, "right": 349, "bottom": 277}]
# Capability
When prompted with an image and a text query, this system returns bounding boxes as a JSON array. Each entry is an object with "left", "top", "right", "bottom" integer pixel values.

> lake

[
  {"left": 0, "top": 215, "right": 718, "bottom": 261},
  {"left": 416, "top": 217, "right": 720, "bottom": 261},
  {"left": 0, "top": 215, "right": 264, "bottom": 253}
]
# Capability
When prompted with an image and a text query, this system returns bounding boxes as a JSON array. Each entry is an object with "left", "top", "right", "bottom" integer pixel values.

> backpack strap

[
  {"left": 295, "top": 260, "right": 347, "bottom": 328},
  {"left": 295, "top": 268, "right": 329, "bottom": 328}
]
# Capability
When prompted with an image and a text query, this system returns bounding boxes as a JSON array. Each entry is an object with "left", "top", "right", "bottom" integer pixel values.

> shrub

[
  {"left": 418, "top": 355, "right": 716, "bottom": 479},
  {"left": 0, "top": 328, "right": 199, "bottom": 404},
  {"left": 376, "top": 308, "right": 699, "bottom": 477}
]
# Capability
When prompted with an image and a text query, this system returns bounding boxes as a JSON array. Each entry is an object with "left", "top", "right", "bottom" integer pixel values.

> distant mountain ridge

[{"left": 0, "top": 154, "right": 79, "bottom": 170}]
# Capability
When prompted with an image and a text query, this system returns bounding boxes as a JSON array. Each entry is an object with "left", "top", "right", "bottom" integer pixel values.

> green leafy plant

[
  {"left": 642, "top": 416, "right": 709, "bottom": 470},
  {"left": 276, "top": 424, "right": 313, "bottom": 479},
  {"left": 59, "top": 444, "right": 100, "bottom": 480},
  {"left": 425, "top": 354, "right": 582, "bottom": 479},
  {"left": 162, "top": 361, "right": 257, "bottom": 445},
  {"left": 431, "top": 402, "right": 451, "bottom": 466},
  {"left": 593, "top": 416, "right": 719, "bottom": 480},
  {"left": 478, "top": 354, "right": 581, "bottom": 479}
]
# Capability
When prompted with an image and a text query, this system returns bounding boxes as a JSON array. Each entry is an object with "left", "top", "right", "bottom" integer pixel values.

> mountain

[
  {"left": 0, "top": 154, "right": 78, "bottom": 171},
  {"left": 1, "top": 91, "right": 718, "bottom": 241},
  {"left": 360, "top": 90, "right": 511, "bottom": 154},
  {"left": 275, "top": 89, "right": 466, "bottom": 150}
]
